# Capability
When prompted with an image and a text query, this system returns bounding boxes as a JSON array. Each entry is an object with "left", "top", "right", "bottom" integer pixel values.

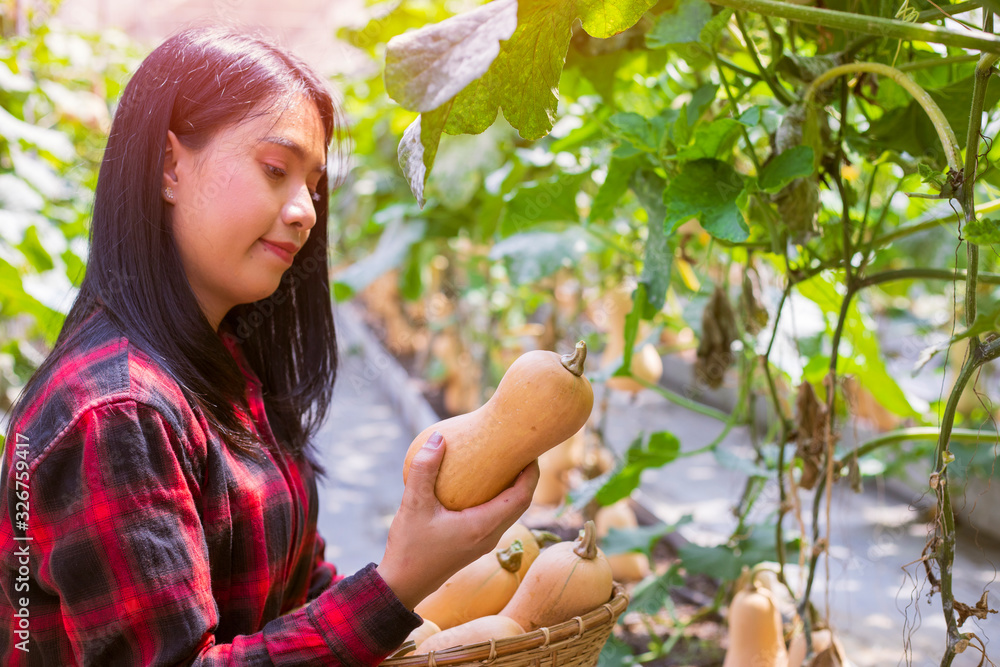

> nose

[{"left": 282, "top": 182, "right": 318, "bottom": 231}]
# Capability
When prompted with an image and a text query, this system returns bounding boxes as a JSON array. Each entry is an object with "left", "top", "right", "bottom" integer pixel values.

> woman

[{"left": 0, "top": 26, "right": 538, "bottom": 666}]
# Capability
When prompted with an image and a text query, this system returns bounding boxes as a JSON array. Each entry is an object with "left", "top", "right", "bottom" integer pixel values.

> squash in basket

[
  {"left": 500, "top": 521, "right": 613, "bottom": 632},
  {"left": 415, "top": 541, "right": 523, "bottom": 630},
  {"left": 415, "top": 615, "right": 524, "bottom": 654},
  {"left": 495, "top": 523, "right": 539, "bottom": 580}
]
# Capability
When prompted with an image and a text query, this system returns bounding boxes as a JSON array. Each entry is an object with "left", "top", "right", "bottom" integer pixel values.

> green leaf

[
  {"left": 738, "top": 105, "right": 761, "bottom": 126},
  {"left": 397, "top": 102, "right": 452, "bottom": 207},
  {"left": 16, "top": 226, "right": 54, "bottom": 273},
  {"left": 384, "top": 0, "right": 517, "bottom": 112},
  {"left": 862, "top": 74, "right": 1000, "bottom": 170},
  {"left": 333, "top": 219, "right": 426, "bottom": 297},
  {"left": 713, "top": 446, "right": 769, "bottom": 478},
  {"left": 601, "top": 515, "right": 693, "bottom": 556},
  {"left": 608, "top": 112, "right": 659, "bottom": 152},
  {"left": 951, "top": 297, "right": 1000, "bottom": 342},
  {"left": 500, "top": 171, "right": 586, "bottom": 236},
  {"left": 594, "top": 430, "right": 681, "bottom": 506},
  {"left": 628, "top": 565, "right": 684, "bottom": 615},
  {"left": 444, "top": 0, "right": 658, "bottom": 141},
  {"left": 488, "top": 226, "right": 594, "bottom": 284},
  {"left": 676, "top": 117, "right": 742, "bottom": 161},
  {"left": 759, "top": 146, "right": 815, "bottom": 193},
  {"left": 678, "top": 525, "right": 791, "bottom": 580},
  {"left": 645, "top": 0, "right": 713, "bottom": 49},
  {"left": 964, "top": 216, "right": 1000, "bottom": 246},
  {"left": 796, "top": 273, "right": 918, "bottom": 418},
  {"left": 664, "top": 159, "right": 748, "bottom": 242},
  {"left": 631, "top": 168, "right": 673, "bottom": 314},
  {"left": 672, "top": 106, "right": 691, "bottom": 147},
  {"left": 687, "top": 83, "right": 719, "bottom": 127},
  {"left": 577, "top": 0, "right": 658, "bottom": 38},
  {"left": 591, "top": 155, "right": 641, "bottom": 221},
  {"left": 390, "top": 0, "right": 657, "bottom": 200},
  {"left": 918, "top": 162, "right": 948, "bottom": 189},
  {"left": 618, "top": 283, "right": 645, "bottom": 376},
  {"left": 700, "top": 7, "right": 734, "bottom": 48},
  {"left": 0, "top": 258, "right": 59, "bottom": 331},
  {"left": 599, "top": 635, "right": 637, "bottom": 666}
]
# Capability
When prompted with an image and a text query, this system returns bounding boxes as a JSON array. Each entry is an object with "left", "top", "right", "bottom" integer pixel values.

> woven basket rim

[{"left": 381, "top": 582, "right": 629, "bottom": 666}]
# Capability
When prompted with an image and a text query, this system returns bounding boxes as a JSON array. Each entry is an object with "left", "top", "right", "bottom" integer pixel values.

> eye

[{"left": 264, "top": 164, "right": 286, "bottom": 180}]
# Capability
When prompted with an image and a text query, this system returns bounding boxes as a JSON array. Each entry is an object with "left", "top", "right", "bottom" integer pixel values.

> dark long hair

[{"left": 5, "top": 26, "right": 347, "bottom": 472}]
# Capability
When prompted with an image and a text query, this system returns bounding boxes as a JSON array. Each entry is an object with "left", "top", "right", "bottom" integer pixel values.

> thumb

[{"left": 403, "top": 431, "right": 445, "bottom": 505}]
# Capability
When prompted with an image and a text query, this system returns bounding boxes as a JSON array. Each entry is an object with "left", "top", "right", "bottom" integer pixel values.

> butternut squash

[
  {"left": 415, "top": 541, "right": 524, "bottom": 630},
  {"left": 532, "top": 428, "right": 585, "bottom": 506},
  {"left": 532, "top": 458, "right": 570, "bottom": 506},
  {"left": 500, "top": 521, "right": 613, "bottom": 632},
  {"left": 403, "top": 342, "right": 594, "bottom": 510},
  {"left": 402, "top": 619, "right": 441, "bottom": 655},
  {"left": 594, "top": 501, "right": 651, "bottom": 583},
  {"left": 496, "top": 522, "right": 539, "bottom": 580},
  {"left": 415, "top": 615, "right": 524, "bottom": 654},
  {"left": 722, "top": 574, "right": 789, "bottom": 667}
]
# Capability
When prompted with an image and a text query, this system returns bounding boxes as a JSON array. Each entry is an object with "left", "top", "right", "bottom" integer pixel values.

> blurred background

[{"left": 4, "top": 0, "right": 1000, "bottom": 664}]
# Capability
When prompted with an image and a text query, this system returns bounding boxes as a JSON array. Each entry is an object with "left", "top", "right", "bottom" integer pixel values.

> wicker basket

[{"left": 380, "top": 583, "right": 629, "bottom": 667}]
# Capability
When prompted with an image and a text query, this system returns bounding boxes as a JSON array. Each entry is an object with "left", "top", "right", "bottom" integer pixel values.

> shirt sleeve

[{"left": 27, "top": 399, "right": 420, "bottom": 666}]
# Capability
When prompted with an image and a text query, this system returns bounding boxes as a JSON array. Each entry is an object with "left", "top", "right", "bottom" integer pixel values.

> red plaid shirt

[{"left": 0, "top": 308, "right": 420, "bottom": 665}]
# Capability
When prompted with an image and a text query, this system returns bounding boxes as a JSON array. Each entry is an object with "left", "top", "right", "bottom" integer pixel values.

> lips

[{"left": 260, "top": 239, "right": 299, "bottom": 264}]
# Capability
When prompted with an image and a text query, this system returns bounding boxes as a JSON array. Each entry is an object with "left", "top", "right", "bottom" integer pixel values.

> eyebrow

[{"left": 259, "top": 136, "right": 327, "bottom": 173}]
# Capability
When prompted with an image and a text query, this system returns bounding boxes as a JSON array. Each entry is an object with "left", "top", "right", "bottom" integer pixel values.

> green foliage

[
  {"left": 385, "top": 0, "right": 656, "bottom": 203},
  {"left": 0, "top": 17, "right": 143, "bottom": 410},
  {"left": 601, "top": 515, "right": 693, "bottom": 556},
  {"left": 678, "top": 526, "right": 798, "bottom": 581},
  {"left": 12, "top": 0, "right": 1000, "bottom": 660}
]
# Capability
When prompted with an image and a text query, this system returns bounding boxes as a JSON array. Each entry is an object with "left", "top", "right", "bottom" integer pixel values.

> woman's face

[{"left": 163, "top": 95, "right": 327, "bottom": 331}]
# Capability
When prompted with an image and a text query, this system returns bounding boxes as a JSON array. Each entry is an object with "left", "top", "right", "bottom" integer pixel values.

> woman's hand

[{"left": 376, "top": 432, "right": 539, "bottom": 611}]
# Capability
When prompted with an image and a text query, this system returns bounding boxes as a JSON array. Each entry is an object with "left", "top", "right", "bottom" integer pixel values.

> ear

[{"left": 162, "top": 130, "right": 181, "bottom": 203}]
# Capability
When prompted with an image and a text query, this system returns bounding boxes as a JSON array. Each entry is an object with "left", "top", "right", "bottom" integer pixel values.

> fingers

[
  {"left": 401, "top": 431, "right": 445, "bottom": 509},
  {"left": 463, "top": 460, "right": 540, "bottom": 537}
]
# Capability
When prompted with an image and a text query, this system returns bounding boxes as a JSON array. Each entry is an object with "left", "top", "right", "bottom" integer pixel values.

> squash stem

[
  {"left": 497, "top": 540, "right": 524, "bottom": 573},
  {"left": 573, "top": 520, "right": 599, "bottom": 560},
  {"left": 530, "top": 529, "right": 562, "bottom": 548},
  {"left": 561, "top": 341, "right": 588, "bottom": 377}
]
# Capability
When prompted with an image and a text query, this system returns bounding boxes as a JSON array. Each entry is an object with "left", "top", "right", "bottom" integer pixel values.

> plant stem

[
  {"left": 834, "top": 427, "right": 999, "bottom": 470},
  {"left": 635, "top": 376, "right": 732, "bottom": 422},
  {"left": 734, "top": 11, "right": 798, "bottom": 107},
  {"left": 859, "top": 267, "right": 1000, "bottom": 287},
  {"left": 960, "top": 55, "right": 999, "bottom": 338},
  {"left": 935, "top": 346, "right": 994, "bottom": 665},
  {"left": 764, "top": 286, "right": 794, "bottom": 584},
  {"left": 714, "top": 48, "right": 764, "bottom": 173},
  {"left": 717, "top": 55, "right": 764, "bottom": 80},
  {"left": 707, "top": 0, "right": 1000, "bottom": 52},
  {"left": 872, "top": 198, "right": 1000, "bottom": 245},
  {"left": 805, "top": 63, "right": 963, "bottom": 173},
  {"left": 917, "top": 0, "right": 982, "bottom": 22},
  {"left": 898, "top": 54, "right": 981, "bottom": 71},
  {"left": 937, "top": 51, "right": 1000, "bottom": 667}
]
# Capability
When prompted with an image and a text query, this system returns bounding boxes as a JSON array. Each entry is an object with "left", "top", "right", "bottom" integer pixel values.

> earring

[{"left": 164, "top": 187, "right": 174, "bottom": 201}]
